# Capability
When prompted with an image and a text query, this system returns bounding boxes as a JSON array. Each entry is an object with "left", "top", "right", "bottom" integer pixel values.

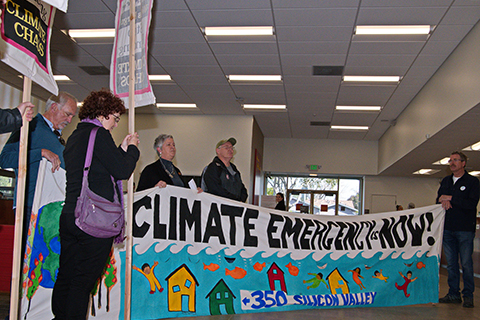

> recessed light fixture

[
  {"left": 330, "top": 125, "right": 369, "bottom": 131},
  {"left": 413, "top": 169, "right": 440, "bottom": 175},
  {"left": 204, "top": 26, "right": 274, "bottom": 36},
  {"left": 470, "top": 171, "right": 480, "bottom": 176},
  {"left": 336, "top": 105, "right": 382, "bottom": 111},
  {"left": 243, "top": 104, "right": 286, "bottom": 110},
  {"left": 65, "top": 28, "right": 115, "bottom": 38},
  {"left": 343, "top": 76, "right": 401, "bottom": 83},
  {"left": 432, "top": 157, "right": 450, "bottom": 165},
  {"left": 355, "top": 25, "right": 431, "bottom": 35},
  {"left": 228, "top": 75, "right": 282, "bottom": 82},
  {"left": 54, "top": 75, "right": 70, "bottom": 81},
  {"left": 149, "top": 75, "right": 172, "bottom": 81},
  {"left": 156, "top": 103, "right": 197, "bottom": 108},
  {"left": 463, "top": 141, "right": 480, "bottom": 151}
]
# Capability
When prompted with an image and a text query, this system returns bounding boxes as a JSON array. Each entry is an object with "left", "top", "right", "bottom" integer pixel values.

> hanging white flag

[
  {"left": 39, "top": 0, "right": 68, "bottom": 12},
  {"left": 110, "top": 0, "right": 156, "bottom": 107},
  {"left": 0, "top": 0, "right": 58, "bottom": 95}
]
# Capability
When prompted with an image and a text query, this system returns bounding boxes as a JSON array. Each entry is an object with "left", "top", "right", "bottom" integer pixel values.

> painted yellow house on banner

[{"left": 165, "top": 264, "right": 199, "bottom": 312}]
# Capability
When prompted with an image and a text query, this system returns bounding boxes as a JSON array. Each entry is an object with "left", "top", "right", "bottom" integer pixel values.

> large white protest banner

[
  {"left": 22, "top": 162, "right": 445, "bottom": 319},
  {"left": 0, "top": 0, "right": 58, "bottom": 95},
  {"left": 110, "top": 0, "right": 155, "bottom": 107}
]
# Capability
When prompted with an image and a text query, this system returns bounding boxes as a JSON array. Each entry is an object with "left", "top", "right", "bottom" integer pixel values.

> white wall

[
  {"left": 378, "top": 19, "right": 480, "bottom": 172},
  {"left": 364, "top": 176, "right": 440, "bottom": 213},
  {"left": 264, "top": 138, "right": 378, "bottom": 175}
]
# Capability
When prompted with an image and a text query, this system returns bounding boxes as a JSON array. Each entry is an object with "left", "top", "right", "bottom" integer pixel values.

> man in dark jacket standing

[
  {"left": 202, "top": 137, "right": 248, "bottom": 202},
  {"left": 436, "top": 151, "right": 479, "bottom": 308}
]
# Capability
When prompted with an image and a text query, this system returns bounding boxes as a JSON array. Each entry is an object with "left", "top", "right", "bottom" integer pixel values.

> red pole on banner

[
  {"left": 9, "top": 76, "right": 32, "bottom": 320},
  {"left": 124, "top": 0, "right": 136, "bottom": 319}
]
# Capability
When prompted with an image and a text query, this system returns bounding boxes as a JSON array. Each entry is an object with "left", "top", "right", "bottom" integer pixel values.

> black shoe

[
  {"left": 463, "top": 296, "right": 474, "bottom": 308},
  {"left": 439, "top": 294, "right": 462, "bottom": 304}
]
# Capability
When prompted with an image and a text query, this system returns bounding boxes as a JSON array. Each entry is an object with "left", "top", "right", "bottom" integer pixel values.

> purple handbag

[{"left": 74, "top": 127, "right": 124, "bottom": 239}]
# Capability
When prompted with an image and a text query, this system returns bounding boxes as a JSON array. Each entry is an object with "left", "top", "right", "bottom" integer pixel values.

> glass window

[
  {"left": 0, "top": 169, "right": 15, "bottom": 199},
  {"left": 265, "top": 174, "right": 363, "bottom": 215},
  {"left": 338, "top": 179, "right": 360, "bottom": 215}
]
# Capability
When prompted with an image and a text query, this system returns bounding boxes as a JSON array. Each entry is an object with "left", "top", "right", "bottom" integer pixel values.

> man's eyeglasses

[
  {"left": 448, "top": 158, "right": 464, "bottom": 163},
  {"left": 220, "top": 145, "right": 235, "bottom": 150}
]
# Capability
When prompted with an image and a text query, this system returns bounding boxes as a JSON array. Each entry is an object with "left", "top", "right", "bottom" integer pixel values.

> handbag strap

[
  {"left": 83, "top": 126, "right": 120, "bottom": 202},
  {"left": 83, "top": 127, "right": 99, "bottom": 175}
]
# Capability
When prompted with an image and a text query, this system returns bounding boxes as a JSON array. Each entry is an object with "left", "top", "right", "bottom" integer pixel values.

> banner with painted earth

[{"left": 21, "top": 160, "right": 445, "bottom": 319}]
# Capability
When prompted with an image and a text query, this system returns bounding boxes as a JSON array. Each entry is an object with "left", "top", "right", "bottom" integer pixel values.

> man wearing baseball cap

[{"left": 201, "top": 137, "right": 248, "bottom": 202}]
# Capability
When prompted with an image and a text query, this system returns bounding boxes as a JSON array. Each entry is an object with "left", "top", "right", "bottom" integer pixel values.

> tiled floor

[{"left": 1, "top": 269, "right": 479, "bottom": 320}]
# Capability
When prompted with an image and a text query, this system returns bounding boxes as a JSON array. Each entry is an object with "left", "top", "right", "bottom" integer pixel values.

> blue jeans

[{"left": 443, "top": 230, "right": 475, "bottom": 298}]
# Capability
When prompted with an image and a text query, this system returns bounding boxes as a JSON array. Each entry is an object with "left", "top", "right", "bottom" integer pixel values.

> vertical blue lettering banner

[{"left": 110, "top": 0, "right": 155, "bottom": 108}]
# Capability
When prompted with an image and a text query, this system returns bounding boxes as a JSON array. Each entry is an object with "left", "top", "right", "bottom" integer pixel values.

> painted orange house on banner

[
  {"left": 327, "top": 268, "right": 350, "bottom": 295},
  {"left": 165, "top": 264, "right": 199, "bottom": 312}
]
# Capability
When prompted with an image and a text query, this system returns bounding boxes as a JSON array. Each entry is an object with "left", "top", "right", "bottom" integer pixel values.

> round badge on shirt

[{"left": 460, "top": 186, "right": 466, "bottom": 191}]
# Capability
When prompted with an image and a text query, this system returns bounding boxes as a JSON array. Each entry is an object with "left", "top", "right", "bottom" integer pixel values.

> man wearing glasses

[
  {"left": 0, "top": 91, "right": 78, "bottom": 242},
  {"left": 202, "top": 137, "right": 248, "bottom": 202},
  {"left": 436, "top": 151, "right": 479, "bottom": 308}
]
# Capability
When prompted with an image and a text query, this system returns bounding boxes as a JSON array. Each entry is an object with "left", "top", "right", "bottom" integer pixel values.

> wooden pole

[
  {"left": 9, "top": 76, "right": 32, "bottom": 320},
  {"left": 124, "top": 0, "right": 136, "bottom": 318}
]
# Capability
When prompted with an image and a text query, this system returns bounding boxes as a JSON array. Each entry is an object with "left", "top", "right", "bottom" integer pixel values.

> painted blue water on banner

[{"left": 120, "top": 242, "right": 438, "bottom": 319}]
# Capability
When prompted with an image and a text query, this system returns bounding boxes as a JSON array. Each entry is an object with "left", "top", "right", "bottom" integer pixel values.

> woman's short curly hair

[{"left": 79, "top": 89, "right": 126, "bottom": 120}]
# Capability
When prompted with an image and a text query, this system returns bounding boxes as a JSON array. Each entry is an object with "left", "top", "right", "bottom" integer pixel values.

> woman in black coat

[
  {"left": 51, "top": 89, "right": 139, "bottom": 320},
  {"left": 136, "top": 134, "right": 185, "bottom": 191}
]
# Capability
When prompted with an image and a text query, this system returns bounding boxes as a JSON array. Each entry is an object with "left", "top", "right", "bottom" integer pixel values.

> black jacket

[
  {"left": 203, "top": 156, "right": 248, "bottom": 202},
  {"left": 137, "top": 159, "right": 185, "bottom": 191},
  {"left": 436, "top": 171, "right": 480, "bottom": 232},
  {"left": 63, "top": 122, "right": 140, "bottom": 214},
  {"left": 0, "top": 108, "right": 22, "bottom": 134}
]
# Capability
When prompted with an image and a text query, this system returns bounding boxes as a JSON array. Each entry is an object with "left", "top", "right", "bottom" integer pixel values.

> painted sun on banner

[
  {"left": 0, "top": 0, "right": 58, "bottom": 94},
  {"left": 23, "top": 161, "right": 445, "bottom": 319}
]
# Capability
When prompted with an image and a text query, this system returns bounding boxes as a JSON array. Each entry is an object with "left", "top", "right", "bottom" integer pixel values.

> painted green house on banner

[{"left": 205, "top": 279, "right": 236, "bottom": 315}]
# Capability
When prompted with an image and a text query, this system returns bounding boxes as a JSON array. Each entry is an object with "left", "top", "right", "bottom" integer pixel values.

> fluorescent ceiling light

[
  {"left": 343, "top": 76, "right": 401, "bottom": 83},
  {"left": 228, "top": 75, "right": 282, "bottom": 82},
  {"left": 54, "top": 75, "right": 70, "bottom": 81},
  {"left": 243, "top": 104, "right": 286, "bottom": 110},
  {"left": 149, "top": 75, "right": 172, "bottom": 81},
  {"left": 413, "top": 169, "right": 440, "bottom": 175},
  {"left": 204, "top": 26, "right": 274, "bottom": 36},
  {"left": 469, "top": 171, "right": 480, "bottom": 177},
  {"left": 336, "top": 105, "right": 381, "bottom": 111},
  {"left": 156, "top": 103, "right": 197, "bottom": 108},
  {"left": 355, "top": 25, "right": 431, "bottom": 35},
  {"left": 66, "top": 28, "right": 115, "bottom": 38},
  {"left": 330, "top": 125, "right": 369, "bottom": 131},
  {"left": 463, "top": 141, "right": 480, "bottom": 151},
  {"left": 432, "top": 157, "right": 450, "bottom": 165}
]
